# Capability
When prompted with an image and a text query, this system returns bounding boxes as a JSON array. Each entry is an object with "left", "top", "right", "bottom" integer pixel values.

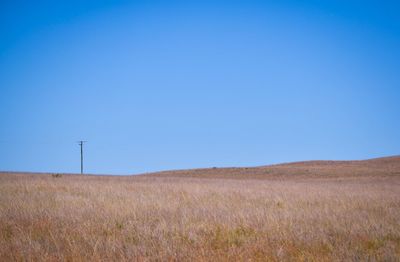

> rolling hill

[
  {"left": 1, "top": 155, "right": 400, "bottom": 260},
  {"left": 142, "top": 155, "right": 400, "bottom": 179}
]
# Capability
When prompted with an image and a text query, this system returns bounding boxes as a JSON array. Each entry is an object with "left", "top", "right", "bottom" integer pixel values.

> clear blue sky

[{"left": 0, "top": 0, "right": 399, "bottom": 174}]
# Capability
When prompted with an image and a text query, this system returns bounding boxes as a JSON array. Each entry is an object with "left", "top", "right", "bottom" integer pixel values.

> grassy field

[{"left": 1, "top": 157, "right": 400, "bottom": 261}]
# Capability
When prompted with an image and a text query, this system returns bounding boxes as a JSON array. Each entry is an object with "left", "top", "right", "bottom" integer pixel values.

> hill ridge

[{"left": 141, "top": 155, "right": 400, "bottom": 179}]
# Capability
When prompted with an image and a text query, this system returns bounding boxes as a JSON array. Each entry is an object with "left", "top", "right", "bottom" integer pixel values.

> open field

[{"left": 1, "top": 156, "right": 400, "bottom": 261}]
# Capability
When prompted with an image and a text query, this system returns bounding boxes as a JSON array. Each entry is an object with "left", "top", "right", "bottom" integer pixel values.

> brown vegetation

[
  {"left": 1, "top": 156, "right": 400, "bottom": 261},
  {"left": 146, "top": 155, "right": 400, "bottom": 180}
]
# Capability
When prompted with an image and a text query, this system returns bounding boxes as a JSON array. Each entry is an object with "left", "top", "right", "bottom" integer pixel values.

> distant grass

[{"left": 0, "top": 173, "right": 399, "bottom": 261}]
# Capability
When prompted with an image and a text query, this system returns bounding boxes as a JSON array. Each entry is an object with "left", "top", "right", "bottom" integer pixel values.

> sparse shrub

[
  {"left": 210, "top": 225, "right": 256, "bottom": 249},
  {"left": 116, "top": 221, "right": 124, "bottom": 230},
  {"left": 1, "top": 225, "right": 13, "bottom": 241},
  {"left": 276, "top": 201, "right": 284, "bottom": 208}
]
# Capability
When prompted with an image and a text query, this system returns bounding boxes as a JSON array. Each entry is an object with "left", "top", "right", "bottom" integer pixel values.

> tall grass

[{"left": 0, "top": 173, "right": 399, "bottom": 261}]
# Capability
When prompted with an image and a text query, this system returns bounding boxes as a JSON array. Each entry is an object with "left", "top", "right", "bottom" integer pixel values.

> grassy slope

[
  {"left": 0, "top": 156, "right": 399, "bottom": 261},
  {"left": 143, "top": 155, "right": 400, "bottom": 179}
]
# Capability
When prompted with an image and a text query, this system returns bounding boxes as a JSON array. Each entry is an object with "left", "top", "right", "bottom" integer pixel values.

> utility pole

[{"left": 78, "top": 141, "right": 87, "bottom": 174}]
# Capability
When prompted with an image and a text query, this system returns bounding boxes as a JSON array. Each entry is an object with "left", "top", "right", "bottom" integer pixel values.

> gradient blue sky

[{"left": 1, "top": 0, "right": 399, "bottom": 174}]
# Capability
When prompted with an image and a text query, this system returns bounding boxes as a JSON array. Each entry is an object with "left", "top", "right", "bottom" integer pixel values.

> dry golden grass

[{"left": 1, "top": 157, "right": 400, "bottom": 261}]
